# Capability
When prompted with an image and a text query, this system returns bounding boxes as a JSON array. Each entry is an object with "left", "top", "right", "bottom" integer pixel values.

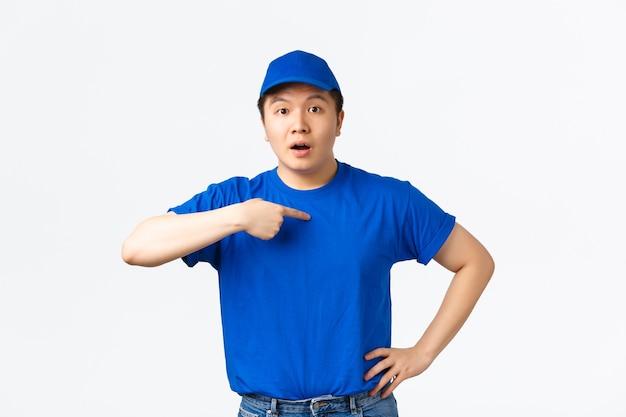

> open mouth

[{"left": 291, "top": 144, "right": 310, "bottom": 150}]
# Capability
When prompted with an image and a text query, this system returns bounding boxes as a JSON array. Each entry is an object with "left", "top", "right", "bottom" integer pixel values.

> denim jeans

[{"left": 237, "top": 389, "right": 398, "bottom": 417}]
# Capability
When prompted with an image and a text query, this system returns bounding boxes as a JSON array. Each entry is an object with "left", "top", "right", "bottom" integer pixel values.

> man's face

[
  {"left": 262, "top": 83, "right": 344, "bottom": 189},
  {"left": 263, "top": 83, "right": 344, "bottom": 189}
]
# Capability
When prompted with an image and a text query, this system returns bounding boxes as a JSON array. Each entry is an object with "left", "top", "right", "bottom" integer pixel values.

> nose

[{"left": 291, "top": 110, "right": 309, "bottom": 134}]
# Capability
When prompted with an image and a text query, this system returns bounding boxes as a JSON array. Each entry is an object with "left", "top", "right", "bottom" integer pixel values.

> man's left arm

[{"left": 364, "top": 222, "right": 495, "bottom": 397}]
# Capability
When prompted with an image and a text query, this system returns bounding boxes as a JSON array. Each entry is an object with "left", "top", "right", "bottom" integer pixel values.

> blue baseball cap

[{"left": 259, "top": 50, "right": 341, "bottom": 96}]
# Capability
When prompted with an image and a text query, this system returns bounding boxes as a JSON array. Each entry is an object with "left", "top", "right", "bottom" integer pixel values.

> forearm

[
  {"left": 414, "top": 258, "right": 493, "bottom": 361},
  {"left": 121, "top": 204, "right": 243, "bottom": 267},
  {"left": 363, "top": 258, "right": 493, "bottom": 398},
  {"left": 122, "top": 198, "right": 311, "bottom": 267}
]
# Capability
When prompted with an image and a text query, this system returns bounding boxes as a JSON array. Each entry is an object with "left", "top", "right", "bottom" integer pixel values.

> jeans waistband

[{"left": 242, "top": 389, "right": 385, "bottom": 416}]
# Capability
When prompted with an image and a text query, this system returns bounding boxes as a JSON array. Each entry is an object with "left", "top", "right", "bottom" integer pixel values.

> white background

[{"left": 1, "top": 1, "right": 624, "bottom": 416}]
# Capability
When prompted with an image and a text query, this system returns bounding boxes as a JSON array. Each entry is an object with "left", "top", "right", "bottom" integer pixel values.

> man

[{"left": 122, "top": 50, "right": 494, "bottom": 417}]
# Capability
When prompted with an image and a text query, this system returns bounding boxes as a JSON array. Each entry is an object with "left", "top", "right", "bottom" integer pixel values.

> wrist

[{"left": 411, "top": 342, "right": 439, "bottom": 364}]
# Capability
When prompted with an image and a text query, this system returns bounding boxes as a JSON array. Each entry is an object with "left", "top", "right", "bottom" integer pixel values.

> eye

[
  {"left": 309, "top": 106, "right": 321, "bottom": 113},
  {"left": 277, "top": 108, "right": 288, "bottom": 115}
]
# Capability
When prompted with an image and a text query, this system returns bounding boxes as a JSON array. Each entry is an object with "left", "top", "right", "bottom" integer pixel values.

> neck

[{"left": 277, "top": 159, "right": 338, "bottom": 190}]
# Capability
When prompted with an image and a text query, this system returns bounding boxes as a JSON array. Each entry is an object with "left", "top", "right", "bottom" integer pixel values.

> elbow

[
  {"left": 464, "top": 246, "right": 495, "bottom": 285},
  {"left": 121, "top": 238, "right": 140, "bottom": 265},
  {"left": 483, "top": 250, "right": 496, "bottom": 282},
  {"left": 121, "top": 238, "right": 154, "bottom": 266},
  {"left": 121, "top": 238, "right": 169, "bottom": 267}
]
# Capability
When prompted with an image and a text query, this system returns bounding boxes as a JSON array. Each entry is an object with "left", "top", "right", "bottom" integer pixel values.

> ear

[
  {"left": 335, "top": 110, "right": 345, "bottom": 137},
  {"left": 260, "top": 116, "right": 269, "bottom": 142}
]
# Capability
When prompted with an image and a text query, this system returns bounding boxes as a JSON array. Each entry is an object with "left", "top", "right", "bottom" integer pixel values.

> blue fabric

[
  {"left": 259, "top": 50, "right": 341, "bottom": 96},
  {"left": 169, "top": 161, "right": 455, "bottom": 400}
]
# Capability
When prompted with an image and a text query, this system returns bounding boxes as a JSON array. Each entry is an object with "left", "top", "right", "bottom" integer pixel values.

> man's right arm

[
  {"left": 121, "top": 198, "right": 310, "bottom": 267},
  {"left": 121, "top": 204, "right": 244, "bottom": 267}
]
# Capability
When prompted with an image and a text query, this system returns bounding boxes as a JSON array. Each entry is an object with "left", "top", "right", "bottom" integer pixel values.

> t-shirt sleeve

[
  {"left": 400, "top": 182, "right": 456, "bottom": 265},
  {"left": 167, "top": 177, "right": 250, "bottom": 268}
]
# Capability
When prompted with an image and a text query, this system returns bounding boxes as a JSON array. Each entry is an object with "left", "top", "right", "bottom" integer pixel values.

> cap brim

[{"left": 260, "top": 77, "right": 337, "bottom": 96}]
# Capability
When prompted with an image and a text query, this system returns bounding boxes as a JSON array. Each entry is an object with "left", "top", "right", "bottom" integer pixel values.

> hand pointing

[{"left": 239, "top": 198, "right": 311, "bottom": 240}]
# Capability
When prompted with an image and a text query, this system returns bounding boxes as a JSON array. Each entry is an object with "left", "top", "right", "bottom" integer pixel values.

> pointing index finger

[{"left": 281, "top": 206, "right": 311, "bottom": 221}]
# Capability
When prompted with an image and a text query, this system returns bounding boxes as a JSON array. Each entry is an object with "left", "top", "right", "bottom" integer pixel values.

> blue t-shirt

[{"left": 169, "top": 161, "right": 455, "bottom": 400}]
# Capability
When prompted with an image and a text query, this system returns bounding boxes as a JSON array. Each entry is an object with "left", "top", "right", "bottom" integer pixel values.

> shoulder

[
  {"left": 211, "top": 168, "right": 274, "bottom": 192},
  {"left": 203, "top": 176, "right": 250, "bottom": 198},
  {"left": 339, "top": 162, "right": 447, "bottom": 212},
  {"left": 171, "top": 175, "right": 256, "bottom": 213},
  {"left": 340, "top": 162, "right": 411, "bottom": 193},
  {"left": 169, "top": 170, "right": 276, "bottom": 214}
]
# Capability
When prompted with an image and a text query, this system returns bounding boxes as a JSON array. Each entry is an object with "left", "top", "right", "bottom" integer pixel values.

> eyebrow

[{"left": 269, "top": 93, "right": 329, "bottom": 105}]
